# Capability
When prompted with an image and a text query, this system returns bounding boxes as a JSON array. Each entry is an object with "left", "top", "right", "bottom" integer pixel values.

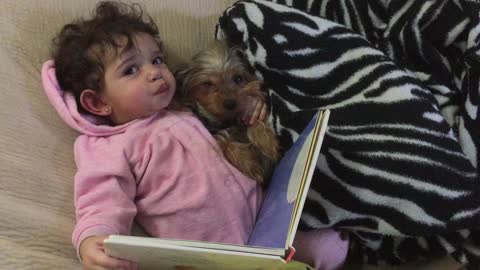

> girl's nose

[{"left": 147, "top": 66, "right": 162, "bottom": 81}]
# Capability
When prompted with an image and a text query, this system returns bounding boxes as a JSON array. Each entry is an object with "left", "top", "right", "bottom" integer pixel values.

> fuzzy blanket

[{"left": 216, "top": 0, "right": 480, "bottom": 267}]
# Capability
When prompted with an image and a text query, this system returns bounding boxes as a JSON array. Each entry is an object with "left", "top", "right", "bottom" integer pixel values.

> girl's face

[{"left": 101, "top": 32, "right": 176, "bottom": 125}]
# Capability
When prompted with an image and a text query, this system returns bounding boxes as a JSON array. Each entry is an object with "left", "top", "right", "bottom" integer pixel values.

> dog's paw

[
  {"left": 215, "top": 134, "right": 265, "bottom": 183},
  {"left": 247, "top": 122, "right": 281, "bottom": 162}
]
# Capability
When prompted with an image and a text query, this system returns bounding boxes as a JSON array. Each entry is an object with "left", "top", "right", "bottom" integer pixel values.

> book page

[
  {"left": 287, "top": 110, "right": 330, "bottom": 247},
  {"left": 105, "top": 235, "right": 284, "bottom": 256},
  {"left": 105, "top": 237, "right": 314, "bottom": 270},
  {"left": 248, "top": 110, "right": 329, "bottom": 250}
]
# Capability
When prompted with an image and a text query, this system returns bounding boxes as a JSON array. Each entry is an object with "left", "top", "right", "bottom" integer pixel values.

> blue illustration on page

[{"left": 247, "top": 112, "right": 319, "bottom": 249}]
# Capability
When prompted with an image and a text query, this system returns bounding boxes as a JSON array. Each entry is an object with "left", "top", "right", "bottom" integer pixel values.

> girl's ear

[{"left": 79, "top": 89, "right": 111, "bottom": 116}]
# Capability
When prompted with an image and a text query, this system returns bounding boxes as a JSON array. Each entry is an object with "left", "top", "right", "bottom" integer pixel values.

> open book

[{"left": 104, "top": 110, "right": 330, "bottom": 270}]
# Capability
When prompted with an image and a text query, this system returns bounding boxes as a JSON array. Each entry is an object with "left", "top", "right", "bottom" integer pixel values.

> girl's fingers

[
  {"left": 239, "top": 96, "right": 268, "bottom": 125},
  {"left": 258, "top": 103, "right": 268, "bottom": 122},
  {"left": 93, "top": 252, "right": 133, "bottom": 270},
  {"left": 248, "top": 101, "right": 268, "bottom": 125},
  {"left": 250, "top": 102, "right": 267, "bottom": 125},
  {"left": 248, "top": 101, "right": 263, "bottom": 125},
  {"left": 241, "top": 99, "right": 256, "bottom": 124}
]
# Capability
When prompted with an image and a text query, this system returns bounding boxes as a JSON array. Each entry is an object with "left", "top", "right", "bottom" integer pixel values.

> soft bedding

[{"left": 216, "top": 0, "right": 480, "bottom": 267}]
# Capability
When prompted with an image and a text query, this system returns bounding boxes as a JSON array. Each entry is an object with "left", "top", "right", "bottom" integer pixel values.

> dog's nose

[{"left": 223, "top": 99, "right": 237, "bottom": 111}]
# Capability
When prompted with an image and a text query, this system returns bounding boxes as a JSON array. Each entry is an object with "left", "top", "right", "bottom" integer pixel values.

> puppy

[{"left": 177, "top": 42, "right": 280, "bottom": 185}]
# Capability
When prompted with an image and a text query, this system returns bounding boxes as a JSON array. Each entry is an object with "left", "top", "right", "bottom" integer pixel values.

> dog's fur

[{"left": 177, "top": 42, "right": 280, "bottom": 185}]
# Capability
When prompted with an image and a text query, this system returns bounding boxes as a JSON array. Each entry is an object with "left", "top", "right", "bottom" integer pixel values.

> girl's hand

[
  {"left": 239, "top": 96, "right": 268, "bottom": 126},
  {"left": 79, "top": 235, "right": 137, "bottom": 270}
]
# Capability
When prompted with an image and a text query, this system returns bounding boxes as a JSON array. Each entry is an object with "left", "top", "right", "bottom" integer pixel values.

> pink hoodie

[{"left": 41, "top": 60, "right": 262, "bottom": 253}]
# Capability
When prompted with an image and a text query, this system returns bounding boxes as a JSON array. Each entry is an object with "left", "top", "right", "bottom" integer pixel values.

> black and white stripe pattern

[
  {"left": 216, "top": 0, "right": 480, "bottom": 267},
  {"left": 269, "top": 0, "right": 480, "bottom": 171}
]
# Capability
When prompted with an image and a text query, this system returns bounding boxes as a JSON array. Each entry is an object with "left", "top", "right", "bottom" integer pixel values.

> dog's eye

[{"left": 233, "top": 75, "right": 244, "bottom": 85}]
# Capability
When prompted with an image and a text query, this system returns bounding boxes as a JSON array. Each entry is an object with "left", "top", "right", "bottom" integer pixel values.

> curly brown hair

[{"left": 51, "top": 1, "right": 162, "bottom": 108}]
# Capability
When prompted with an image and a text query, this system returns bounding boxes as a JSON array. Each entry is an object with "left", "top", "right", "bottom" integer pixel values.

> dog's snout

[{"left": 223, "top": 99, "right": 237, "bottom": 110}]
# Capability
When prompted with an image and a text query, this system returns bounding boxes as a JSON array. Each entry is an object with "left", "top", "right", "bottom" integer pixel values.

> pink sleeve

[{"left": 71, "top": 135, "right": 137, "bottom": 254}]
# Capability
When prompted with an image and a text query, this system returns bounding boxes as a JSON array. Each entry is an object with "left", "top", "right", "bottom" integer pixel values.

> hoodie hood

[{"left": 41, "top": 60, "right": 136, "bottom": 136}]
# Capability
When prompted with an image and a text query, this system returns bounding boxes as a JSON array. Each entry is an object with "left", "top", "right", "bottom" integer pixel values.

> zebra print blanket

[{"left": 216, "top": 0, "right": 480, "bottom": 267}]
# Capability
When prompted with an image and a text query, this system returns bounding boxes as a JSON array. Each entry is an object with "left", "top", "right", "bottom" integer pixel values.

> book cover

[{"left": 104, "top": 110, "right": 330, "bottom": 270}]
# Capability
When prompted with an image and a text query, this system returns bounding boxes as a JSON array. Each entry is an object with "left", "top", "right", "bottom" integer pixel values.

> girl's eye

[
  {"left": 123, "top": 65, "right": 138, "bottom": 76},
  {"left": 152, "top": 56, "right": 164, "bottom": 65},
  {"left": 202, "top": 81, "right": 213, "bottom": 87},
  {"left": 233, "top": 74, "right": 244, "bottom": 85}
]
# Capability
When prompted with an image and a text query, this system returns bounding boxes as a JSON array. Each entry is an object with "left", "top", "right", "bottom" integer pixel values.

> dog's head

[{"left": 177, "top": 42, "right": 264, "bottom": 129}]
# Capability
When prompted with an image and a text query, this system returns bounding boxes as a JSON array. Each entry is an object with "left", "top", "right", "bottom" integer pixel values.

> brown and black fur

[{"left": 177, "top": 41, "right": 280, "bottom": 185}]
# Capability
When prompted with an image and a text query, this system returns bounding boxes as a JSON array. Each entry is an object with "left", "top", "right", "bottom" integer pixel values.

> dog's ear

[
  {"left": 234, "top": 49, "right": 245, "bottom": 60},
  {"left": 174, "top": 64, "right": 188, "bottom": 85},
  {"left": 231, "top": 47, "right": 256, "bottom": 76},
  {"left": 173, "top": 65, "right": 199, "bottom": 111},
  {"left": 174, "top": 65, "right": 192, "bottom": 99}
]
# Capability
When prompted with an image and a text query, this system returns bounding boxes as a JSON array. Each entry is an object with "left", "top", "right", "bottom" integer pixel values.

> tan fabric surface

[
  {"left": 0, "top": 1, "right": 235, "bottom": 269},
  {"left": 0, "top": 0, "right": 462, "bottom": 269}
]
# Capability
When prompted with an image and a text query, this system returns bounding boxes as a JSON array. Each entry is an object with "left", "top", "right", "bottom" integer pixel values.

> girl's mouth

[{"left": 155, "top": 83, "right": 169, "bottom": 94}]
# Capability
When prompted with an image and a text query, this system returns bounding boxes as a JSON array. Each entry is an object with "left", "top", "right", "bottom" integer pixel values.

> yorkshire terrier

[{"left": 177, "top": 41, "right": 281, "bottom": 185}]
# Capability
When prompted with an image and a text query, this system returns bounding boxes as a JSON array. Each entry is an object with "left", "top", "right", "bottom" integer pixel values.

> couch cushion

[{"left": 0, "top": 0, "right": 235, "bottom": 268}]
